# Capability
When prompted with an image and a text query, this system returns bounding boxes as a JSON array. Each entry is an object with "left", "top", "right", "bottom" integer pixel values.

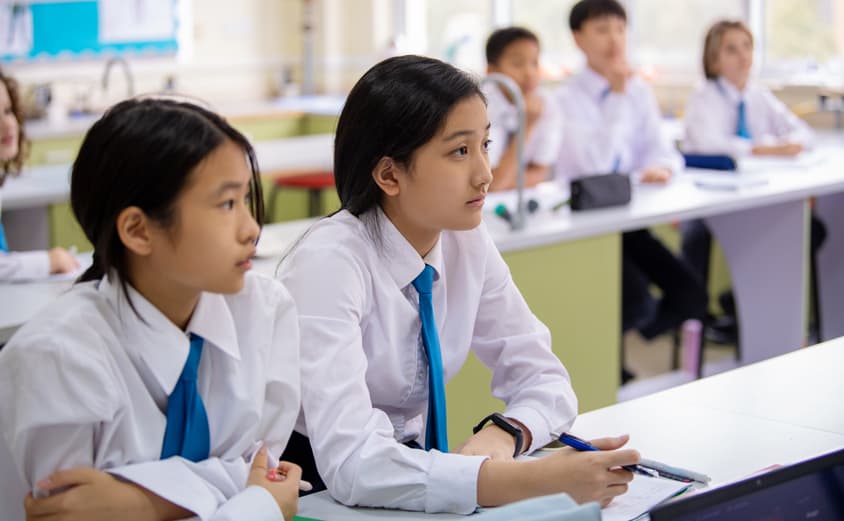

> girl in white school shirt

[
  {"left": 0, "top": 69, "right": 79, "bottom": 281},
  {"left": 0, "top": 99, "right": 303, "bottom": 521},
  {"left": 680, "top": 21, "right": 824, "bottom": 314},
  {"left": 682, "top": 20, "right": 813, "bottom": 157},
  {"left": 278, "top": 55, "right": 639, "bottom": 514}
]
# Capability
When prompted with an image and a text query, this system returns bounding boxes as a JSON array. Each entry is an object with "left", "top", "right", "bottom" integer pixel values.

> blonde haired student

[
  {"left": 682, "top": 19, "right": 813, "bottom": 157},
  {"left": 681, "top": 20, "right": 823, "bottom": 337},
  {"left": 0, "top": 68, "right": 78, "bottom": 281},
  {"left": 0, "top": 99, "right": 303, "bottom": 521},
  {"left": 279, "top": 55, "right": 639, "bottom": 515}
]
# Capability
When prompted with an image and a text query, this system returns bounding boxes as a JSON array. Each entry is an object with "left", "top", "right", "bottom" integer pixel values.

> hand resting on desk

[{"left": 477, "top": 435, "right": 639, "bottom": 508}]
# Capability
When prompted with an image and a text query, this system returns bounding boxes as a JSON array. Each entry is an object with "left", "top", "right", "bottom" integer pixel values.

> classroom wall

[{"left": 7, "top": 0, "right": 301, "bottom": 109}]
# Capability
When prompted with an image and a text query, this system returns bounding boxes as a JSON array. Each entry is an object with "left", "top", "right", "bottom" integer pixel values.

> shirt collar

[
  {"left": 99, "top": 273, "right": 240, "bottom": 395},
  {"left": 577, "top": 66, "right": 612, "bottom": 102},
  {"left": 372, "top": 206, "right": 443, "bottom": 289},
  {"left": 716, "top": 77, "right": 744, "bottom": 102}
]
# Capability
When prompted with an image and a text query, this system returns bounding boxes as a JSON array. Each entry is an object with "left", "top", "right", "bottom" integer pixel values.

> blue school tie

[
  {"left": 160, "top": 333, "right": 210, "bottom": 462},
  {"left": 736, "top": 99, "right": 752, "bottom": 139},
  {"left": 412, "top": 264, "right": 449, "bottom": 452},
  {"left": 0, "top": 222, "right": 7, "bottom": 252}
]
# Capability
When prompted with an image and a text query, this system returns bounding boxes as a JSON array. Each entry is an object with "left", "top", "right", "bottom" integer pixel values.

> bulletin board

[{"left": 1, "top": 0, "right": 179, "bottom": 62}]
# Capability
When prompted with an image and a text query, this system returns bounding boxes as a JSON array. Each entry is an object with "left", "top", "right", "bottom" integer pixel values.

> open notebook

[{"left": 602, "top": 475, "right": 691, "bottom": 521}]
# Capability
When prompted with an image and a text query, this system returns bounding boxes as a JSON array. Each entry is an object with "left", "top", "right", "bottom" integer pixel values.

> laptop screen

[{"left": 650, "top": 448, "right": 844, "bottom": 521}]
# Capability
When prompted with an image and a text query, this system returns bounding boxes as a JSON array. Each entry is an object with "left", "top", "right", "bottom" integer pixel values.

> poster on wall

[
  {"left": 1, "top": 0, "right": 178, "bottom": 63},
  {"left": 99, "top": 0, "right": 175, "bottom": 43},
  {"left": 0, "top": 3, "right": 34, "bottom": 58}
]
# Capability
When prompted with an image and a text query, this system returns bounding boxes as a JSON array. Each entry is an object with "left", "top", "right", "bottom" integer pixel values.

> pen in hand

[{"left": 558, "top": 433, "right": 654, "bottom": 476}]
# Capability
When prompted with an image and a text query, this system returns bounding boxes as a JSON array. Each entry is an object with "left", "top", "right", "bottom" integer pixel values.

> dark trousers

[
  {"left": 622, "top": 229, "right": 707, "bottom": 340},
  {"left": 280, "top": 431, "right": 327, "bottom": 496}
]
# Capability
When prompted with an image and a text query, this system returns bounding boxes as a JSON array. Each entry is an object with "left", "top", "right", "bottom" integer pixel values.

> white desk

[{"left": 297, "top": 339, "right": 844, "bottom": 520}]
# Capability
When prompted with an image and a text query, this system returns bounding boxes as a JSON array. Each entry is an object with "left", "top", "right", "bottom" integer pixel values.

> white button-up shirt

[
  {"left": 279, "top": 208, "right": 577, "bottom": 514},
  {"left": 0, "top": 271, "right": 301, "bottom": 521},
  {"left": 553, "top": 67, "right": 682, "bottom": 181},
  {"left": 0, "top": 196, "right": 50, "bottom": 281},
  {"left": 682, "top": 77, "right": 814, "bottom": 157},
  {"left": 484, "top": 85, "right": 563, "bottom": 169}
]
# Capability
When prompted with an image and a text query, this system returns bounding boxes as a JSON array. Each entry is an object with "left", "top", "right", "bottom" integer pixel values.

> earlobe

[
  {"left": 371, "top": 157, "right": 402, "bottom": 197},
  {"left": 116, "top": 207, "right": 153, "bottom": 256}
]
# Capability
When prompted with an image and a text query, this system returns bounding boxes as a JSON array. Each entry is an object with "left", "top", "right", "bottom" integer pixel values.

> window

[
  {"left": 628, "top": 0, "right": 746, "bottom": 80},
  {"left": 763, "top": 0, "right": 844, "bottom": 79},
  {"left": 511, "top": 0, "right": 579, "bottom": 77},
  {"left": 423, "top": 0, "right": 493, "bottom": 72}
]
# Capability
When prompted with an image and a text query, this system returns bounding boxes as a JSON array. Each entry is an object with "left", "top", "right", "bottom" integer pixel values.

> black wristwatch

[{"left": 473, "top": 412, "right": 524, "bottom": 457}]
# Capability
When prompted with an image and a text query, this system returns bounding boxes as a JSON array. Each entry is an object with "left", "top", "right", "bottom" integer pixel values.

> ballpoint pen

[{"left": 558, "top": 433, "right": 657, "bottom": 477}]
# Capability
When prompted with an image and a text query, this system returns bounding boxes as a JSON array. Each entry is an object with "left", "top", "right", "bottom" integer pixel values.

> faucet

[
  {"left": 480, "top": 73, "right": 526, "bottom": 231},
  {"left": 101, "top": 57, "right": 135, "bottom": 100}
]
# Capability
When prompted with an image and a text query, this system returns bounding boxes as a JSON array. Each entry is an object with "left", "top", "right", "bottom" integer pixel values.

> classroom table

[{"left": 295, "top": 338, "right": 844, "bottom": 520}]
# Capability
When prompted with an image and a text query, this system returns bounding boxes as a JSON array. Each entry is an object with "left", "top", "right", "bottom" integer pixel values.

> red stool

[{"left": 269, "top": 170, "right": 335, "bottom": 221}]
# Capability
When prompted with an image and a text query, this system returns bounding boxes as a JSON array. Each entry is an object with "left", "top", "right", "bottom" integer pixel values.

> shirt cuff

[
  {"left": 109, "top": 460, "right": 221, "bottom": 520},
  {"left": 425, "top": 451, "right": 487, "bottom": 514},
  {"left": 213, "top": 485, "right": 284, "bottom": 521},
  {"left": 504, "top": 405, "right": 554, "bottom": 454}
]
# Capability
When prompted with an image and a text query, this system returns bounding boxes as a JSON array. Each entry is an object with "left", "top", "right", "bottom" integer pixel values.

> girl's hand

[
  {"left": 640, "top": 167, "right": 672, "bottom": 184},
  {"left": 47, "top": 248, "right": 80, "bottom": 274},
  {"left": 248, "top": 446, "right": 303, "bottom": 521},
  {"left": 24, "top": 467, "right": 190, "bottom": 521},
  {"left": 538, "top": 434, "right": 639, "bottom": 507}
]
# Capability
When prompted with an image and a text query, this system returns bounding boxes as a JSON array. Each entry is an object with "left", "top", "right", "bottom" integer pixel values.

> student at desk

[
  {"left": 680, "top": 20, "right": 826, "bottom": 340},
  {"left": 279, "top": 55, "right": 640, "bottom": 514},
  {"left": 0, "top": 69, "right": 78, "bottom": 281},
  {"left": 0, "top": 99, "right": 303, "bottom": 521},
  {"left": 484, "top": 27, "right": 562, "bottom": 191},
  {"left": 553, "top": 0, "right": 706, "bottom": 370}
]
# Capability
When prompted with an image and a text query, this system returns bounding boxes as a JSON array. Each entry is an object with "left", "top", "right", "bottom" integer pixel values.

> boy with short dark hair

[{"left": 485, "top": 27, "right": 563, "bottom": 191}]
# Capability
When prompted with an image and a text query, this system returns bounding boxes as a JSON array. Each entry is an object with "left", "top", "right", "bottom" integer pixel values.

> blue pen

[{"left": 559, "top": 433, "right": 655, "bottom": 477}]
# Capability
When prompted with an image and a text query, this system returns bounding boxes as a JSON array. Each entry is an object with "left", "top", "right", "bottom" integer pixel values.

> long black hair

[
  {"left": 71, "top": 98, "right": 264, "bottom": 298},
  {"left": 333, "top": 55, "right": 484, "bottom": 218}
]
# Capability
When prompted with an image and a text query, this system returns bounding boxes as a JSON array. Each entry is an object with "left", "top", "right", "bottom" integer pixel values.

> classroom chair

[{"left": 268, "top": 170, "right": 334, "bottom": 221}]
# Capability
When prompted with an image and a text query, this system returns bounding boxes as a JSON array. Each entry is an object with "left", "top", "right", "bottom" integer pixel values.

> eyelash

[
  {"left": 220, "top": 193, "right": 252, "bottom": 210},
  {"left": 451, "top": 140, "right": 491, "bottom": 157}
]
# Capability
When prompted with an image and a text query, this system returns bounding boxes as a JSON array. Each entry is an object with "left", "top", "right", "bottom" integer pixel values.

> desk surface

[{"left": 298, "top": 339, "right": 844, "bottom": 519}]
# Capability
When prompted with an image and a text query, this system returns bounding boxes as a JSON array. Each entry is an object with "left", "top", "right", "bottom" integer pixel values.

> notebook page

[{"left": 602, "top": 475, "right": 691, "bottom": 521}]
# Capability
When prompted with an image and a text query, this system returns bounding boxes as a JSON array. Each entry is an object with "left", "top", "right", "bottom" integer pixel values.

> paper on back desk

[{"left": 601, "top": 475, "right": 691, "bottom": 521}]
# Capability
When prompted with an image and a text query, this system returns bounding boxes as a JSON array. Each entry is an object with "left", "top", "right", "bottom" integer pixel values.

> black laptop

[{"left": 650, "top": 447, "right": 844, "bottom": 521}]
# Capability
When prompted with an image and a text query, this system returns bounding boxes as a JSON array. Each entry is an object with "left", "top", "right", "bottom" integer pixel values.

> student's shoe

[{"left": 705, "top": 315, "right": 738, "bottom": 345}]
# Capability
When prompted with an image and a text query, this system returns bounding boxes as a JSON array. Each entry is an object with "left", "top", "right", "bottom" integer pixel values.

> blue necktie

[
  {"left": 412, "top": 264, "right": 449, "bottom": 452},
  {"left": 0, "top": 222, "right": 8, "bottom": 252},
  {"left": 161, "top": 333, "right": 210, "bottom": 462},
  {"left": 736, "top": 99, "right": 752, "bottom": 139}
]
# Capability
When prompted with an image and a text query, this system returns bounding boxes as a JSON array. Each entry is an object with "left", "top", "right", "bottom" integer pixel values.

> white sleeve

[
  {"left": 0, "top": 250, "right": 51, "bottom": 282},
  {"left": 110, "top": 457, "right": 283, "bottom": 521},
  {"left": 279, "top": 244, "right": 486, "bottom": 515},
  {"left": 470, "top": 227, "right": 577, "bottom": 452},
  {"left": 760, "top": 90, "right": 814, "bottom": 148},
  {"left": 636, "top": 85, "right": 683, "bottom": 175},
  {"left": 682, "top": 88, "right": 752, "bottom": 157}
]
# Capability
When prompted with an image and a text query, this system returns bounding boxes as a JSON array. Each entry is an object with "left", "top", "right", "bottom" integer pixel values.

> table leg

[{"left": 706, "top": 200, "right": 808, "bottom": 364}]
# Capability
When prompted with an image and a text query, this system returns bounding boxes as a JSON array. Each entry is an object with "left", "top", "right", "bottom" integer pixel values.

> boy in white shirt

[
  {"left": 484, "top": 27, "right": 562, "bottom": 191},
  {"left": 555, "top": 0, "right": 706, "bottom": 369}
]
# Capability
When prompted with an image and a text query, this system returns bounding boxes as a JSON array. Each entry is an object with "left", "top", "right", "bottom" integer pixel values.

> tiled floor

[{"left": 619, "top": 330, "right": 738, "bottom": 401}]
